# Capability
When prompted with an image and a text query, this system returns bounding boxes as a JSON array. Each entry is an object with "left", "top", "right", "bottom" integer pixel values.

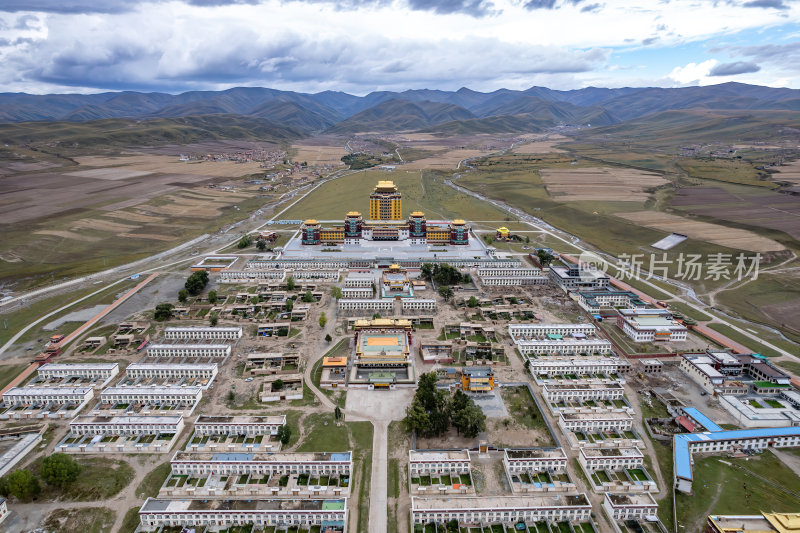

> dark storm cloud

[
  {"left": 742, "top": 0, "right": 789, "bottom": 8},
  {"left": 580, "top": 2, "right": 602, "bottom": 11},
  {"left": 709, "top": 61, "right": 761, "bottom": 75}
]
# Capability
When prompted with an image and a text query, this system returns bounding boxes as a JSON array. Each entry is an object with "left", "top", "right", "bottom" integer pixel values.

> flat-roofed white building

[
  {"left": 559, "top": 412, "right": 633, "bottom": 432},
  {"left": 337, "top": 299, "right": 393, "bottom": 313},
  {"left": 2, "top": 387, "right": 94, "bottom": 409},
  {"left": 579, "top": 447, "right": 644, "bottom": 471},
  {"left": 146, "top": 344, "right": 231, "bottom": 358},
  {"left": 602, "top": 493, "right": 658, "bottom": 520},
  {"left": 409, "top": 450, "right": 471, "bottom": 476},
  {"left": 529, "top": 357, "right": 626, "bottom": 377},
  {"left": 164, "top": 326, "right": 242, "bottom": 340},
  {"left": 248, "top": 259, "right": 349, "bottom": 269},
  {"left": 680, "top": 353, "right": 725, "bottom": 393},
  {"left": 342, "top": 287, "right": 373, "bottom": 299},
  {"left": 219, "top": 270, "right": 286, "bottom": 283},
  {"left": 37, "top": 363, "right": 119, "bottom": 381},
  {"left": 509, "top": 323, "right": 596, "bottom": 340},
  {"left": 410, "top": 494, "right": 592, "bottom": 525},
  {"left": 577, "top": 290, "right": 646, "bottom": 313},
  {"left": 138, "top": 498, "right": 348, "bottom": 530},
  {"left": 68, "top": 414, "right": 184, "bottom": 435},
  {"left": 345, "top": 274, "right": 373, "bottom": 288},
  {"left": 402, "top": 298, "right": 436, "bottom": 312},
  {"left": 170, "top": 451, "right": 352, "bottom": 476},
  {"left": 57, "top": 415, "right": 185, "bottom": 454},
  {"left": 480, "top": 276, "right": 549, "bottom": 286},
  {"left": 503, "top": 448, "right": 568, "bottom": 474},
  {"left": 477, "top": 267, "right": 542, "bottom": 277},
  {"left": 516, "top": 339, "right": 613, "bottom": 356},
  {"left": 290, "top": 269, "right": 340, "bottom": 280},
  {"left": 549, "top": 265, "right": 610, "bottom": 292},
  {"left": 194, "top": 415, "right": 286, "bottom": 436},
  {"left": 101, "top": 386, "right": 201, "bottom": 404},
  {"left": 543, "top": 383, "right": 625, "bottom": 402},
  {"left": 616, "top": 309, "right": 687, "bottom": 343},
  {"left": 126, "top": 362, "right": 218, "bottom": 381},
  {"left": 0, "top": 431, "right": 42, "bottom": 477}
]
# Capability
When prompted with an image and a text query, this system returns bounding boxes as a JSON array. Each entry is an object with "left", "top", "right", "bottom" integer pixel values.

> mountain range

[{"left": 2, "top": 82, "right": 800, "bottom": 137}]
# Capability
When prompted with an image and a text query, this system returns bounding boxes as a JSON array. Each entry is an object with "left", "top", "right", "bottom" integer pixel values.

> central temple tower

[{"left": 369, "top": 181, "right": 402, "bottom": 220}]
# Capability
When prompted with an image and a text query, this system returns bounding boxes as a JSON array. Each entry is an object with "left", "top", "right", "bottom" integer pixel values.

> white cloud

[
  {"left": 667, "top": 59, "right": 718, "bottom": 85},
  {"left": 0, "top": 0, "right": 798, "bottom": 92}
]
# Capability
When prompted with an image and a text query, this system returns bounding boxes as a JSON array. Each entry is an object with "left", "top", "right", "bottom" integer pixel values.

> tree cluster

[
  {"left": 184, "top": 270, "right": 209, "bottom": 296},
  {"left": 421, "top": 263, "right": 469, "bottom": 286},
  {"left": 536, "top": 249, "right": 555, "bottom": 267},
  {"left": 276, "top": 425, "right": 292, "bottom": 445},
  {"left": 153, "top": 303, "right": 174, "bottom": 321},
  {"left": 237, "top": 234, "right": 253, "bottom": 249},
  {"left": 0, "top": 454, "right": 82, "bottom": 502},
  {"left": 403, "top": 373, "right": 486, "bottom": 439}
]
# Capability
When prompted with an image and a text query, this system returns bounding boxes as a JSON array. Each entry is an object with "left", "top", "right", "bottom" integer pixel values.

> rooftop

[
  {"left": 411, "top": 494, "right": 590, "bottom": 510},
  {"left": 71, "top": 415, "right": 182, "bottom": 425},
  {"left": 141, "top": 498, "right": 345, "bottom": 513},
  {"left": 409, "top": 450, "right": 470, "bottom": 462},
  {"left": 194, "top": 415, "right": 286, "bottom": 425},
  {"left": 172, "top": 451, "right": 352, "bottom": 463}
]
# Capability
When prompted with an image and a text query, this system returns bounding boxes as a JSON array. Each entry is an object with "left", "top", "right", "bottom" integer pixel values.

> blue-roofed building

[
  {"left": 674, "top": 426, "right": 800, "bottom": 493},
  {"left": 680, "top": 407, "right": 722, "bottom": 432}
]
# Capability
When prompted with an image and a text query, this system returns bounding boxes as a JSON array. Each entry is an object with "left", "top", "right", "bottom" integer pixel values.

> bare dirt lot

[
  {"left": 771, "top": 159, "right": 800, "bottom": 184},
  {"left": 512, "top": 135, "right": 567, "bottom": 154},
  {"left": 539, "top": 167, "right": 668, "bottom": 202},
  {"left": 401, "top": 149, "right": 489, "bottom": 170},
  {"left": 290, "top": 141, "right": 347, "bottom": 166},
  {"left": 74, "top": 154, "right": 268, "bottom": 178},
  {"left": 615, "top": 210, "right": 784, "bottom": 252}
]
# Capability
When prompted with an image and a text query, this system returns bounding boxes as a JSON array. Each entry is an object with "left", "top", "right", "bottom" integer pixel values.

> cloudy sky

[{"left": 0, "top": 0, "right": 798, "bottom": 95}]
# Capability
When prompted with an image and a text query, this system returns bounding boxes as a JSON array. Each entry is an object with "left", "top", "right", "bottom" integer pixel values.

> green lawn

[
  {"left": 500, "top": 386, "right": 555, "bottom": 445},
  {"left": 119, "top": 506, "right": 141, "bottom": 533},
  {"left": 42, "top": 507, "right": 115, "bottom": 533},
  {"left": 0, "top": 363, "right": 30, "bottom": 390},
  {"left": 706, "top": 323, "right": 782, "bottom": 357},
  {"left": 676, "top": 451, "right": 800, "bottom": 531},
  {"left": 29, "top": 456, "right": 134, "bottom": 501},
  {"left": 135, "top": 462, "right": 171, "bottom": 499},
  {"left": 296, "top": 412, "right": 352, "bottom": 452}
]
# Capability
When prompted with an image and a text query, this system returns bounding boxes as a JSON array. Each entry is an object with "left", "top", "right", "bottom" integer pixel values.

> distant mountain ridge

[{"left": 2, "top": 82, "right": 800, "bottom": 135}]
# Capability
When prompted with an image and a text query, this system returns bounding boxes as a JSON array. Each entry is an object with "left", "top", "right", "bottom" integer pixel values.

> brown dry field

[
  {"left": 74, "top": 154, "right": 267, "bottom": 177},
  {"left": 290, "top": 142, "right": 347, "bottom": 166},
  {"left": 615, "top": 211, "right": 784, "bottom": 252},
  {"left": 512, "top": 140, "right": 565, "bottom": 154},
  {"left": 137, "top": 140, "right": 279, "bottom": 156},
  {"left": 672, "top": 186, "right": 800, "bottom": 241},
  {"left": 401, "top": 149, "right": 489, "bottom": 170},
  {"left": 34, "top": 230, "right": 101, "bottom": 242},
  {"left": 771, "top": 160, "right": 800, "bottom": 184},
  {"left": 540, "top": 167, "right": 667, "bottom": 202},
  {"left": 394, "top": 133, "right": 440, "bottom": 141}
]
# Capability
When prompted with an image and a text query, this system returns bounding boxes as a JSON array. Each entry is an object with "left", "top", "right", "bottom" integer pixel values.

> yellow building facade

[{"left": 369, "top": 180, "right": 402, "bottom": 220}]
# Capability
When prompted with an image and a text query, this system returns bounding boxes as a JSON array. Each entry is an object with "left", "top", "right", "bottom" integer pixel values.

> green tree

[
  {"left": 319, "top": 312, "right": 327, "bottom": 328},
  {"left": 153, "top": 303, "right": 174, "bottom": 321},
  {"left": 467, "top": 296, "right": 479, "bottom": 308},
  {"left": 372, "top": 313, "right": 382, "bottom": 320},
  {"left": 178, "top": 289, "right": 188, "bottom": 304},
  {"left": 237, "top": 234, "right": 252, "bottom": 249},
  {"left": 277, "top": 425, "right": 292, "bottom": 445},
  {"left": 286, "top": 276, "right": 295, "bottom": 291},
  {"left": 403, "top": 397, "right": 432, "bottom": 436},
  {"left": 537, "top": 249, "right": 555, "bottom": 267},
  {"left": 285, "top": 298, "right": 294, "bottom": 312},
  {"left": 209, "top": 315, "right": 219, "bottom": 326},
  {"left": 438, "top": 286, "right": 454, "bottom": 302},
  {"left": 330, "top": 286, "right": 342, "bottom": 299},
  {"left": 325, "top": 334, "right": 332, "bottom": 342},
  {"left": 207, "top": 290, "right": 218, "bottom": 304},
  {"left": 452, "top": 401, "right": 486, "bottom": 438},
  {"left": 420, "top": 263, "right": 433, "bottom": 280},
  {"left": 40, "top": 454, "right": 82, "bottom": 488},
  {"left": 5, "top": 470, "right": 40, "bottom": 501},
  {"left": 334, "top": 406, "right": 342, "bottom": 421},
  {"left": 185, "top": 271, "right": 209, "bottom": 296},
  {"left": 525, "top": 235, "right": 531, "bottom": 244},
  {"left": 302, "top": 290, "right": 314, "bottom": 303},
  {"left": 273, "top": 379, "right": 284, "bottom": 390},
  {"left": 256, "top": 239, "right": 267, "bottom": 252}
]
